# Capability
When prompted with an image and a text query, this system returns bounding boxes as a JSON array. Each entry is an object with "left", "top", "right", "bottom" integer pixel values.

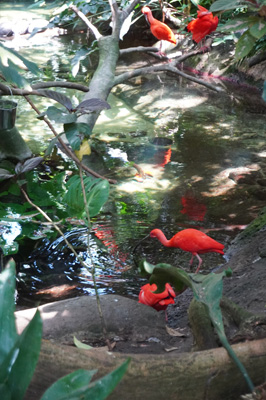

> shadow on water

[{"left": 1, "top": 3, "right": 266, "bottom": 307}]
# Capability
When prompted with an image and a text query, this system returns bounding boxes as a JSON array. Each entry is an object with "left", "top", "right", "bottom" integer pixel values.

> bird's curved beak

[{"left": 132, "top": 233, "right": 150, "bottom": 254}]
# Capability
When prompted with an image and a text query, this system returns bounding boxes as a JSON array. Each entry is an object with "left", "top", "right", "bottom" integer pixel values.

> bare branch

[
  {"left": 120, "top": 46, "right": 159, "bottom": 55},
  {"left": 70, "top": 5, "right": 102, "bottom": 40},
  {"left": 113, "top": 62, "right": 223, "bottom": 92},
  {"left": 32, "top": 82, "right": 89, "bottom": 92},
  {"left": 0, "top": 81, "right": 90, "bottom": 97}
]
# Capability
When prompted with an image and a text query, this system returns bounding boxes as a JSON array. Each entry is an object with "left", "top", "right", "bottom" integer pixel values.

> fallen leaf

[{"left": 165, "top": 326, "right": 187, "bottom": 337}]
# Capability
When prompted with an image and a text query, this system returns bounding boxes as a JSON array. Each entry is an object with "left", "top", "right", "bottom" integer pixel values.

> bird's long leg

[
  {"left": 195, "top": 253, "right": 203, "bottom": 273},
  {"left": 189, "top": 254, "right": 194, "bottom": 266}
]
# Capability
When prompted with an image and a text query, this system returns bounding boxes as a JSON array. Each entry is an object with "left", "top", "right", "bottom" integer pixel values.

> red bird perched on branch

[
  {"left": 150, "top": 228, "right": 224, "bottom": 272},
  {"left": 138, "top": 283, "right": 176, "bottom": 311},
  {"left": 187, "top": 5, "right": 218, "bottom": 43},
  {"left": 141, "top": 6, "right": 176, "bottom": 53}
]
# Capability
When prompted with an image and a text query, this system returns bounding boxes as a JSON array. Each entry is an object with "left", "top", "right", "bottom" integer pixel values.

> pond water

[{"left": 1, "top": 3, "right": 266, "bottom": 307}]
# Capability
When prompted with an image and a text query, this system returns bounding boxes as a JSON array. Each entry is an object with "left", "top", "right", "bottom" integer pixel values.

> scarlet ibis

[
  {"left": 150, "top": 228, "right": 224, "bottom": 272},
  {"left": 141, "top": 6, "right": 176, "bottom": 54},
  {"left": 187, "top": 5, "right": 218, "bottom": 43},
  {"left": 138, "top": 282, "right": 176, "bottom": 311}
]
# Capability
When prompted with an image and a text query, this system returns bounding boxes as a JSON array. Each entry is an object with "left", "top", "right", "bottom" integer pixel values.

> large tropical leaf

[
  {"left": 41, "top": 358, "right": 130, "bottom": 400},
  {"left": 140, "top": 261, "right": 254, "bottom": 393},
  {"left": 235, "top": 31, "right": 256, "bottom": 60},
  {"left": 0, "top": 260, "right": 17, "bottom": 360},
  {"left": 37, "top": 90, "right": 73, "bottom": 112},
  {"left": 64, "top": 175, "right": 109, "bottom": 218},
  {"left": 0, "top": 43, "right": 40, "bottom": 88}
]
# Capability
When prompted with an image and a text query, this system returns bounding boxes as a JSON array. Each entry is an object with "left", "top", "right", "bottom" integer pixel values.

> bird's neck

[
  {"left": 156, "top": 231, "right": 171, "bottom": 247},
  {"left": 146, "top": 11, "right": 155, "bottom": 24}
]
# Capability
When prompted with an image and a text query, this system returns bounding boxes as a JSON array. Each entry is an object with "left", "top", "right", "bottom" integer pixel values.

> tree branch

[
  {"left": 0, "top": 81, "right": 90, "bottom": 97},
  {"left": 113, "top": 61, "right": 223, "bottom": 92},
  {"left": 70, "top": 5, "right": 102, "bottom": 40},
  {"left": 24, "top": 95, "right": 117, "bottom": 184}
]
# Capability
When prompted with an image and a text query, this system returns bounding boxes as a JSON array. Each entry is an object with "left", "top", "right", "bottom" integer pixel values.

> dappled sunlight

[
  {"left": 118, "top": 162, "right": 178, "bottom": 194},
  {"left": 94, "top": 93, "right": 155, "bottom": 135},
  {"left": 202, "top": 164, "right": 260, "bottom": 197}
]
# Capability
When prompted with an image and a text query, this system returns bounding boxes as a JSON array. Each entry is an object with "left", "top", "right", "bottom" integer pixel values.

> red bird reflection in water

[
  {"left": 93, "top": 225, "right": 129, "bottom": 271},
  {"left": 180, "top": 190, "right": 207, "bottom": 221},
  {"left": 187, "top": 5, "right": 218, "bottom": 43},
  {"left": 154, "top": 147, "right": 172, "bottom": 167},
  {"left": 139, "top": 283, "right": 176, "bottom": 311}
]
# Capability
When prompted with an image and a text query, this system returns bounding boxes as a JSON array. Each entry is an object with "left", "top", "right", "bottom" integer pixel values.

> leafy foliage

[
  {"left": 64, "top": 175, "right": 110, "bottom": 218},
  {"left": 0, "top": 260, "right": 129, "bottom": 400},
  {"left": 0, "top": 43, "right": 40, "bottom": 88},
  {"left": 139, "top": 260, "right": 254, "bottom": 393},
  {"left": 211, "top": 0, "right": 266, "bottom": 60}
]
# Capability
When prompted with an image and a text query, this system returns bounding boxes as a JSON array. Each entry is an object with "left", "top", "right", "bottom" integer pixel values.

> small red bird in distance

[
  {"left": 141, "top": 6, "right": 176, "bottom": 53},
  {"left": 187, "top": 5, "right": 218, "bottom": 43},
  {"left": 150, "top": 228, "right": 224, "bottom": 273},
  {"left": 138, "top": 282, "right": 176, "bottom": 311}
]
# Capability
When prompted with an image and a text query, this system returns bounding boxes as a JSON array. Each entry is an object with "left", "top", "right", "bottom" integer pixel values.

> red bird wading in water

[
  {"left": 142, "top": 6, "right": 176, "bottom": 53},
  {"left": 187, "top": 5, "right": 218, "bottom": 43},
  {"left": 150, "top": 228, "right": 224, "bottom": 272},
  {"left": 138, "top": 283, "right": 176, "bottom": 311}
]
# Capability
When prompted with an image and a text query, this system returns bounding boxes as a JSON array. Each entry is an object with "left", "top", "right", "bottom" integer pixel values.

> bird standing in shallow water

[
  {"left": 150, "top": 228, "right": 224, "bottom": 273},
  {"left": 141, "top": 6, "right": 176, "bottom": 54},
  {"left": 139, "top": 282, "right": 176, "bottom": 311},
  {"left": 187, "top": 5, "right": 218, "bottom": 44}
]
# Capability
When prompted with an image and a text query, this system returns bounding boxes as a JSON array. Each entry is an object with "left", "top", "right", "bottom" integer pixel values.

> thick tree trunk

[
  {"left": 25, "top": 338, "right": 266, "bottom": 400},
  {"left": 78, "top": 35, "right": 120, "bottom": 130}
]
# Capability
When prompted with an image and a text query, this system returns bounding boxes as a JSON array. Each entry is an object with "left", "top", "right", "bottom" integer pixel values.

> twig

[
  {"left": 79, "top": 167, "right": 112, "bottom": 351},
  {"left": 23, "top": 95, "right": 117, "bottom": 184},
  {"left": 70, "top": 5, "right": 102, "bottom": 40}
]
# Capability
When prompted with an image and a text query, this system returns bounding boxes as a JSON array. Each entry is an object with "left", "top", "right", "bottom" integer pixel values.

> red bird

[
  {"left": 138, "top": 282, "right": 176, "bottom": 311},
  {"left": 141, "top": 6, "right": 176, "bottom": 53},
  {"left": 150, "top": 228, "right": 224, "bottom": 272},
  {"left": 187, "top": 5, "right": 218, "bottom": 43}
]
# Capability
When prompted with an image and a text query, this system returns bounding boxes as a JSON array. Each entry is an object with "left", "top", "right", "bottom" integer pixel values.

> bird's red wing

[
  {"left": 187, "top": 16, "right": 218, "bottom": 43},
  {"left": 171, "top": 230, "right": 224, "bottom": 254},
  {"left": 150, "top": 23, "right": 176, "bottom": 43}
]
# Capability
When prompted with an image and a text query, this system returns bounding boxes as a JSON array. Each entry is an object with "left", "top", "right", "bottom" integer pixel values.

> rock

[{"left": 15, "top": 294, "right": 167, "bottom": 344}]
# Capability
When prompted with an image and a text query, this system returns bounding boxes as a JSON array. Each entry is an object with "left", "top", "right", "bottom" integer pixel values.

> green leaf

[
  {"left": 84, "top": 358, "right": 130, "bottom": 400},
  {"left": 41, "top": 359, "right": 129, "bottom": 400},
  {"left": 210, "top": 0, "right": 250, "bottom": 11},
  {"left": 71, "top": 47, "right": 91, "bottom": 77},
  {"left": 249, "top": 19, "right": 266, "bottom": 38},
  {"left": 40, "top": 369, "right": 96, "bottom": 400},
  {"left": 0, "top": 43, "right": 40, "bottom": 76},
  {"left": 0, "top": 260, "right": 17, "bottom": 361},
  {"left": 0, "top": 59, "right": 28, "bottom": 89},
  {"left": 0, "top": 43, "right": 40, "bottom": 87},
  {"left": 64, "top": 176, "right": 109, "bottom": 218},
  {"left": 0, "top": 242, "right": 19, "bottom": 256},
  {"left": 235, "top": 31, "right": 256, "bottom": 60},
  {"left": 74, "top": 336, "right": 92, "bottom": 350},
  {"left": 46, "top": 106, "right": 76, "bottom": 124},
  {"left": 0, "top": 169, "right": 15, "bottom": 180},
  {"left": 3, "top": 310, "right": 42, "bottom": 400},
  {"left": 64, "top": 123, "right": 82, "bottom": 151},
  {"left": 86, "top": 179, "right": 110, "bottom": 218}
]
